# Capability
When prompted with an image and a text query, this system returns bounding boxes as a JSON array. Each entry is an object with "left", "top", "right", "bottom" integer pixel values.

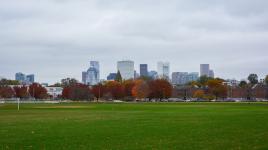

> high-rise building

[
  {"left": 107, "top": 73, "right": 117, "bottom": 81},
  {"left": 172, "top": 72, "right": 188, "bottom": 85},
  {"left": 148, "top": 71, "right": 158, "bottom": 79},
  {"left": 157, "top": 62, "right": 170, "bottom": 79},
  {"left": 117, "top": 60, "right": 134, "bottom": 80},
  {"left": 200, "top": 64, "right": 210, "bottom": 77},
  {"left": 15, "top": 72, "right": 35, "bottom": 84},
  {"left": 82, "top": 72, "right": 87, "bottom": 84},
  {"left": 140, "top": 64, "right": 148, "bottom": 77},
  {"left": 209, "top": 70, "right": 214, "bottom": 78},
  {"left": 172, "top": 72, "right": 199, "bottom": 85},
  {"left": 188, "top": 72, "right": 199, "bottom": 82},
  {"left": 26, "top": 74, "right": 35, "bottom": 83},
  {"left": 15, "top": 72, "right": 26, "bottom": 82},
  {"left": 90, "top": 61, "right": 100, "bottom": 81},
  {"left": 82, "top": 61, "right": 100, "bottom": 85}
]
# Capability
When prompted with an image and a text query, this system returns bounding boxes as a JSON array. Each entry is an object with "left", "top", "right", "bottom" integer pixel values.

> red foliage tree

[
  {"left": 91, "top": 83, "right": 106, "bottom": 101},
  {"left": 148, "top": 79, "right": 173, "bottom": 100},
  {"left": 13, "top": 86, "right": 29, "bottom": 99},
  {"left": 0, "top": 87, "right": 15, "bottom": 98},
  {"left": 29, "top": 83, "right": 48, "bottom": 99},
  {"left": 62, "top": 83, "right": 92, "bottom": 100},
  {"left": 104, "top": 81, "right": 124, "bottom": 100}
]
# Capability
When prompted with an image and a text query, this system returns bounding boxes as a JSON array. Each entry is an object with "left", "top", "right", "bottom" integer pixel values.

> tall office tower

[
  {"left": 86, "top": 67, "right": 98, "bottom": 85},
  {"left": 15, "top": 72, "right": 26, "bottom": 82},
  {"left": 82, "top": 72, "right": 87, "bottom": 84},
  {"left": 157, "top": 62, "right": 170, "bottom": 79},
  {"left": 172, "top": 72, "right": 189, "bottom": 85},
  {"left": 188, "top": 72, "right": 199, "bottom": 82},
  {"left": 117, "top": 60, "right": 134, "bottom": 80},
  {"left": 90, "top": 61, "right": 100, "bottom": 82},
  {"left": 26, "top": 74, "right": 35, "bottom": 83},
  {"left": 209, "top": 70, "right": 215, "bottom": 78},
  {"left": 140, "top": 64, "right": 148, "bottom": 77},
  {"left": 82, "top": 61, "right": 100, "bottom": 85},
  {"left": 200, "top": 64, "right": 210, "bottom": 77}
]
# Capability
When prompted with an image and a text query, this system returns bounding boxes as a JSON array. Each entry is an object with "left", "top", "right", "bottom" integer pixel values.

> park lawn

[{"left": 0, "top": 102, "right": 268, "bottom": 150}]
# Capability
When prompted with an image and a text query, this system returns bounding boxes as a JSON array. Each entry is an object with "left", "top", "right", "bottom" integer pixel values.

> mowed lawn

[{"left": 1, "top": 103, "right": 268, "bottom": 150}]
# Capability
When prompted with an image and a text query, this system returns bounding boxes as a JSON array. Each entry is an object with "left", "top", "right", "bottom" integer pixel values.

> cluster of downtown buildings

[{"left": 81, "top": 60, "right": 215, "bottom": 86}]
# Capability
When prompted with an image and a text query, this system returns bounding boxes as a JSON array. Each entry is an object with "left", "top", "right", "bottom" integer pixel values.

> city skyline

[
  {"left": 1, "top": 0, "right": 268, "bottom": 83},
  {"left": 3, "top": 60, "right": 268, "bottom": 84}
]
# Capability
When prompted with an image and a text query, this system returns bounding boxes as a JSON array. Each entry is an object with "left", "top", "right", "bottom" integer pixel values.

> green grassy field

[{"left": 1, "top": 102, "right": 268, "bottom": 150}]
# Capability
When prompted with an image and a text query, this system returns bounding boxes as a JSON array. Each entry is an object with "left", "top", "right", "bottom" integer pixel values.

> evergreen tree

[{"left": 115, "top": 70, "right": 122, "bottom": 83}]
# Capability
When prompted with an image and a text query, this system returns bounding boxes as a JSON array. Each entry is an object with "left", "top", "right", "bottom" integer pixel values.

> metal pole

[{"left": 17, "top": 98, "right": 20, "bottom": 111}]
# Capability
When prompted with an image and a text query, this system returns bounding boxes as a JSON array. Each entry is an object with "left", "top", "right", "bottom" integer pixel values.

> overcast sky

[{"left": 1, "top": 0, "right": 268, "bottom": 84}]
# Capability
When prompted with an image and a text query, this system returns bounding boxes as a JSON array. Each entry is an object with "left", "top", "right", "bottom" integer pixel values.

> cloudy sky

[{"left": 1, "top": 0, "right": 268, "bottom": 84}]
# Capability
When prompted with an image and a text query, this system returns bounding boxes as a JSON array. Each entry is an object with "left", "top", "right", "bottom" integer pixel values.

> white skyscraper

[
  {"left": 200, "top": 64, "right": 210, "bottom": 77},
  {"left": 157, "top": 61, "right": 170, "bottom": 79},
  {"left": 117, "top": 60, "right": 134, "bottom": 80}
]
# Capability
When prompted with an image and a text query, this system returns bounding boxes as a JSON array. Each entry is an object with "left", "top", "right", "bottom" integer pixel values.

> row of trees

[
  {"left": 0, "top": 83, "right": 48, "bottom": 99},
  {"left": 61, "top": 78, "right": 173, "bottom": 101},
  {"left": 183, "top": 74, "right": 268, "bottom": 100}
]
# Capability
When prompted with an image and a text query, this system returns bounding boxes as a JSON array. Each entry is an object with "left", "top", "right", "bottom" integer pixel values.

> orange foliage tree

[{"left": 132, "top": 79, "right": 150, "bottom": 100}]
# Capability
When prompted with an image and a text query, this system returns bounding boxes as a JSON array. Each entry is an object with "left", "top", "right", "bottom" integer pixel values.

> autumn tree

[
  {"left": 0, "top": 87, "right": 15, "bottom": 98},
  {"left": 148, "top": 79, "right": 172, "bottom": 101},
  {"left": 265, "top": 75, "right": 268, "bottom": 99},
  {"left": 29, "top": 83, "right": 48, "bottom": 99},
  {"left": 122, "top": 80, "right": 135, "bottom": 98},
  {"left": 207, "top": 79, "right": 228, "bottom": 100},
  {"left": 104, "top": 81, "right": 124, "bottom": 100},
  {"left": 132, "top": 80, "right": 150, "bottom": 101},
  {"left": 193, "top": 90, "right": 205, "bottom": 100},
  {"left": 91, "top": 83, "right": 106, "bottom": 101},
  {"left": 13, "top": 86, "right": 29, "bottom": 99},
  {"left": 62, "top": 83, "right": 92, "bottom": 100}
]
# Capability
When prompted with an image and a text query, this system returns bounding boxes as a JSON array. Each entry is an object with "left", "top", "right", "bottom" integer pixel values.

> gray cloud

[{"left": 0, "top": 0, "right": 268, "bottom": 84}]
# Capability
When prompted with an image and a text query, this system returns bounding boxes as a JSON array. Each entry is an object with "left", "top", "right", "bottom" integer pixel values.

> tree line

[{"left": 0, "top": 74, "right": 268, "bottom": 101}]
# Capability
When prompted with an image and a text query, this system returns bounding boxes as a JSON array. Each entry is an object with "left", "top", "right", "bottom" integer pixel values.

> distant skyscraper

[
  {"left": 172, "top": 72, "right": 188, "bottom": 85},
  {"left": 82, "top": 61, "right": 100, "bottom": 85},
  {"left": 15, "top": 72, "right": 26, "bottom": 82},
  {"left": 188, "top": 72, "right": 199, "bottom": 82},
  {"left": 200, "top": 64, "right": 210, "bottom": 77},
  {"left": 26, "top": 74, "right": 35, "bottom": 83},
  {"left": 157, "top": 62, "right": 170, "bottom": 79},
  {"left": 107, "top": 73, "right": 117, "bottom": 81},
  {"left": 148, "top": 71, "right": 158, "bottom": 79},
  {"left": 117, "top": 60, "right": 134, "bottom": 80},
  {"left": 209, "top": 70, "right": 215, "bottom": 78},
  {"left": 15, "top": 72, "right": 34, "bottom": 84},
  {"left": 82, "top": 72, "right": 87, "bottom": 84},
  {"left": 140, "top": 64, "right": 148, "bottom": 77},
  {"left": 172, "top": 72, "right": 199, "bottom": 85},
  {"left": 90, "top": 61, "right": 100, "bottom": 81}
]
